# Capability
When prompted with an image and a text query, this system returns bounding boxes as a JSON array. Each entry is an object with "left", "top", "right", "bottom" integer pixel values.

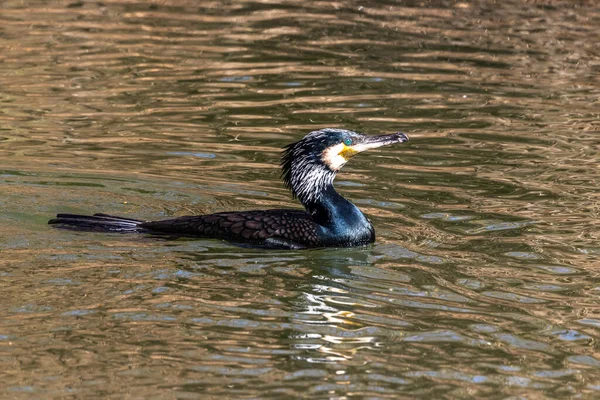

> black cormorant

[{"left": 49, "top": 128, "right": 409, "bottom": 249}]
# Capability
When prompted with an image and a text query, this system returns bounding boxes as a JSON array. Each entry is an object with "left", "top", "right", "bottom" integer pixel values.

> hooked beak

[
  {"left": 341, "top": 132, "right": 409, "bottom": 160},
  {"left": 324, "top": 132, "right": 409, "bottom": 172},
  {"left": 352, "top": 132, "right": 409, "bottom": 153}
]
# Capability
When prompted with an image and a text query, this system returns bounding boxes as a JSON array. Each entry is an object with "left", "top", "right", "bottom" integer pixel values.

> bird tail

[{"left": 48, "top": 213, "right": 147, "bottom": 233}]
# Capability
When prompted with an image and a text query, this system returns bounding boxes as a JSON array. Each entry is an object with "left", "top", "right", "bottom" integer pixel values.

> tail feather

[{"left": 48, "top": 213, "right": 147, "bottom": 233}]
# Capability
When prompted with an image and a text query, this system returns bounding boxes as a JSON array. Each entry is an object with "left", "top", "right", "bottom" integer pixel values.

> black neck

[{"left": 301, "top": 185, "right": 375, "bottom": 246}]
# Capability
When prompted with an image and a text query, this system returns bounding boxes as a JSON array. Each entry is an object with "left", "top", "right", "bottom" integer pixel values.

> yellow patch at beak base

[
  {"left": 322, "top": 143, "right": 354, "bottom": 171},
  {"left": 339, "top": 145, "right": 359, "bottom": 160}
]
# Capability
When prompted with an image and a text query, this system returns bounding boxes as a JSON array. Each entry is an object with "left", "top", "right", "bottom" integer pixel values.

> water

[{"left": 1, "top": 0, "right": 599, "bottom": 398}]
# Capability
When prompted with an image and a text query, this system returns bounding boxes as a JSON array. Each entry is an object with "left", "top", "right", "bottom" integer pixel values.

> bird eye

[{"left": 343, "top": 138, "right": 353, "bottom": 146}]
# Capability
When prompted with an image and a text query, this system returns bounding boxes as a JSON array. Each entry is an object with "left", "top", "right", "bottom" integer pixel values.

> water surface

[{"left": 1, "top": 0, "right": 599, "bottom": 398}]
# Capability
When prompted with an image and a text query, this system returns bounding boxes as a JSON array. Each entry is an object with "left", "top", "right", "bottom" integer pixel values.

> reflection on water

[{"left": 1, "top": 0, "right": 599, "bottom": 398}]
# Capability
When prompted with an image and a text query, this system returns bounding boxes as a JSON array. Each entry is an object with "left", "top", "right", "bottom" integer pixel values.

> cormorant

[{"left": 49, "top": 128, "right": 409, "bottom": 249}]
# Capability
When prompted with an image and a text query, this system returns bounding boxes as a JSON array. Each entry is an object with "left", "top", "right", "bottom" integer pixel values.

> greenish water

[{"left": 1, "top": 0, "right": 599, "bottom": 398}]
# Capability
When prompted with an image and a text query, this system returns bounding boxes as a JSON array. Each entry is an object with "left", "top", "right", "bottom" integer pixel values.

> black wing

[{"left": 140, "top": 209, "right": 321, "bottom": 249}]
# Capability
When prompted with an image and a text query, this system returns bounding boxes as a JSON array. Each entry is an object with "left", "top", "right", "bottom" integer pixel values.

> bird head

[{"left": 281, "top": 128, "right": 409, "bottom": 204}]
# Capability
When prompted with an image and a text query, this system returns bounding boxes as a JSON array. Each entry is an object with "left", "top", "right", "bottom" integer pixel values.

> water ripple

[{"left": 1, "top": 0, "right": 599, "bottom": 398}]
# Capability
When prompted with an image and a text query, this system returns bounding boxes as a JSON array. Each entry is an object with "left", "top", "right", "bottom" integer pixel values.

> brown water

[{"left": 1, "top": 0, "right": 599, "bottom": 398}]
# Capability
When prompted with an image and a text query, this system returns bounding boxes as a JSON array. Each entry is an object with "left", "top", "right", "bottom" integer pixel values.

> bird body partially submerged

[{"left": 49, "top": 129, "right": 409, "bottom": 249}]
